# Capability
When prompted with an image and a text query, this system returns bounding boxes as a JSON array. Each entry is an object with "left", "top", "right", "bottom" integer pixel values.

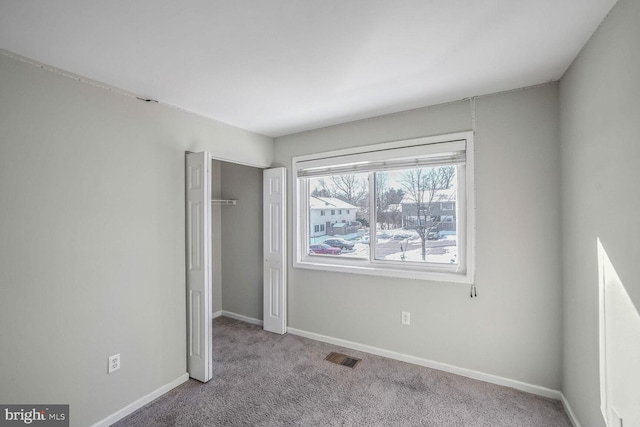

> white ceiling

[{"left": 0, "top": 1, "right": 616, "bottom": 137}]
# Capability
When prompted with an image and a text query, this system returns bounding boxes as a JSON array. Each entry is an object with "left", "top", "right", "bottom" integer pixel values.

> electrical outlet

[
  {"left": 108, "top": 354, "right": 120, "bottom": 374},
  {"left": 402, "top": 311, "right": 410, "bottom": 325}
]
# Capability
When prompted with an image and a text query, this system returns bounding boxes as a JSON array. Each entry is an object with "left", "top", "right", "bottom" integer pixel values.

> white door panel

[
  {"left": 263, "top": 168, "right": 287, "bottom": 334},
  {"left": 186, "top": 152, "right": 212, "bottom": 382}
]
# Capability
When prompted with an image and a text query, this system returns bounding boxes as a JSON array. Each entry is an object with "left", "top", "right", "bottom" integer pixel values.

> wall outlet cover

[
  {"left": 108, "top": 354, "right": 120, "bottom": 374},
  {"left": 402, "top": 312, "right": 410, "bottom": 325}
]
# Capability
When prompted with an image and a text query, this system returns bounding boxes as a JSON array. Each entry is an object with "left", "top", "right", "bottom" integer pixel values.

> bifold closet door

[
  {"left": 185, "top": 152, "right": 212, "bottom": 382},
  {"left": 263, "top": 167, "right": 287, "bottom": 334}
]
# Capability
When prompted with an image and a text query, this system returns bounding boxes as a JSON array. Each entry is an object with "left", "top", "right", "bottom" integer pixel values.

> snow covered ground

[{"left": 314, "top": 231, "right": 457, "bottom": 265}]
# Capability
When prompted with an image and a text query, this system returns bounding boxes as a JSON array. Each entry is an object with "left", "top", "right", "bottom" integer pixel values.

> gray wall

[
  {"left": 221, "top": 162, "right": 264, "bottom": 319},
  {"left": 0, "top": 51, "right": 272, "bottom": 426},
  {"left": 274, "top": 84, "right": 563, "bottom": 390},
  {"left": 560, "top": 0, "right": 640, "bottom": 425}
]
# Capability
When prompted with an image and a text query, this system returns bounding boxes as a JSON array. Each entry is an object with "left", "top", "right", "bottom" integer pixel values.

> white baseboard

[
  {"left": 215, "top": 310, "right": 263, "bottom": 326},
  {"left": 287, "top": 327, "right": 562, "bottom": 401},
  {"left": 91, "top": 373, "right": 189, "bottom": 427},
  {"left": 560, "top": 393, "right": 582, "bottom": 427}
]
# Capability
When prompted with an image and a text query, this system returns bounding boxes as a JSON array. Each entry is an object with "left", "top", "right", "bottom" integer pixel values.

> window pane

[
  {"left": 375, "top": 167, "right": 458, "bottom": 265},
  {"left": 308, "top": 173, "right": 370, "bottom": 259}
]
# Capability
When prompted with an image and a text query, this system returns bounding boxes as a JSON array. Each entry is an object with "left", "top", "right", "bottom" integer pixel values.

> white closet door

[
  {"left": 263, "top": 168, "right": 287, "bottom": 334},
  {"left": 185, "top": 152, "right": 212, "bottom": 382}
]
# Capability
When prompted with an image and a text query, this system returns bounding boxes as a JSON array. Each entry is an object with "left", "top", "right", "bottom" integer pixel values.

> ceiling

[{"left": 0, "top": 1, "right": 616, "bottom": 137}]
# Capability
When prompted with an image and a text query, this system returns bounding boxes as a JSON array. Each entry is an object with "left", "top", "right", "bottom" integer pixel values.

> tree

[
  {"left": 310, "top": 182, "right": 332, "bottom": 198},
  {"left": 375, "top": 173, "right": 405, "bottom": 228},
  {"left": 329, "top": 175, "right": 367, "bottom": 207},
  {"left": 400, "top": 166, "right": 455, "bottom": 260},
  {"left": 375, "top": 174, "right": 388, "bottom": 228}
]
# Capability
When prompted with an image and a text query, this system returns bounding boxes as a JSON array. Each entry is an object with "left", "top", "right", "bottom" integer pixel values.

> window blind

[{"left": 296, "top": 140, "right": 466, "bottom": 178}]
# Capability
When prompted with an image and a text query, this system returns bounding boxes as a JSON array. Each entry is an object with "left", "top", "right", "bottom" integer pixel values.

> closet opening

[{"left": 186, "top": 152, "right": 286, "bottom": 382}]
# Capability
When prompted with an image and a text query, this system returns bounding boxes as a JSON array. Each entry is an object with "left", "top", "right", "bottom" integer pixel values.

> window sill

[{"left": 293, "top": 257, "right": 473, "bottom": 284}]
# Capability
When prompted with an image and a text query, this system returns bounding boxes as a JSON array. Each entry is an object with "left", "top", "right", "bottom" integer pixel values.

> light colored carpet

[{"left": 114, "top": 317, "right": 571, "bottom": 426}]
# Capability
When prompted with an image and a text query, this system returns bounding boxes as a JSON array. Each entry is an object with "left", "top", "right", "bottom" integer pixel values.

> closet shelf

[{"left": 211, "top": 199, "right": 237, "bottom": 205}]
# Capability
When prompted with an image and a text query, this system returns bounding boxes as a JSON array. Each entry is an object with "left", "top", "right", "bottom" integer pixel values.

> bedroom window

[{"left": 293, "top": 132, "right": 475, "bottom": 283}]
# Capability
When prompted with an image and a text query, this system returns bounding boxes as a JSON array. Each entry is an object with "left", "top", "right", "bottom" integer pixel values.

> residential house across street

[
  {"left": 400, "top": 189, "right": 457, "bottom": 234},
  {"left": 309, "top": 196, "right": 359, "bottom": 237}
]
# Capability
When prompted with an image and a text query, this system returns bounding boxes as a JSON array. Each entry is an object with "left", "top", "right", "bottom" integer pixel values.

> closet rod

[{"left": 211, "top": 199, "right": 237, "bottom": 205}]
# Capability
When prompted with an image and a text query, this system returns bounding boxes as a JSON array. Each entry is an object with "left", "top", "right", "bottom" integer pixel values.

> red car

[{"left": 309, "top": 244, "right": 341, "bottom": 255}]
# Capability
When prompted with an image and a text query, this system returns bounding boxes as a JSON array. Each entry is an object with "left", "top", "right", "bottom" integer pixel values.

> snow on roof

[{"left": 309, "top": 197, "right": 358, "bottom": 210}]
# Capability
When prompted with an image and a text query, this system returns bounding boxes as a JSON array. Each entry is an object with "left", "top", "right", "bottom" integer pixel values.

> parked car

[
  {"left": 309, "top": 244, "right": 342, "bottom": 255},
  {"left": 427, "top": 229, "right": 439, "bottom": 240},
  {"left": 323, "top": 238, "right": 354, "bottom": 250}
]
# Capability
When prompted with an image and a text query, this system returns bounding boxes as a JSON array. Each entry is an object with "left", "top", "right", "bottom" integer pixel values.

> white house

[{"left": 309, "top": 197, "right": 357, "bottom": 237}]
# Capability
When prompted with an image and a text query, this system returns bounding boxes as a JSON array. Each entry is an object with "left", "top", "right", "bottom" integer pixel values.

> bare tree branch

[
  {"left": 400, "top": 166, "right": 455, "bottom": 260},
  {"left": 330, "top": 174, "right": 367, "bottom": 206}
]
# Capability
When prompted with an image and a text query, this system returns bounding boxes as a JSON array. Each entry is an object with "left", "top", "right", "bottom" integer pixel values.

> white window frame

[{"left": 293, "top": 131, "right": 475, "bottom": 284}]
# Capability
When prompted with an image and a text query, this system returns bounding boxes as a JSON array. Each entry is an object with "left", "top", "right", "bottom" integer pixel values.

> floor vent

[{"left": 325, "top": 352, "right": 361, "bottom": 369}]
